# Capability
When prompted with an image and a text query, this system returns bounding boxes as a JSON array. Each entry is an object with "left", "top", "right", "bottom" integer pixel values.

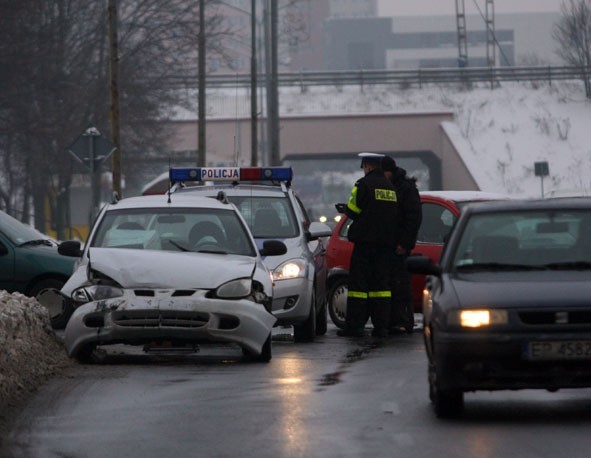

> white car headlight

[
  {"left": 216, "top": 278, "right": 252, "bottom": 298},
  {"left": 272, "top": 258, "right": 307, "bottom": 281},
  {"left": 72, "top": 285, "right": 124, "bottom": 303},
  {"left": 448, "top": 309, "right": 508, "bottom": 328}
]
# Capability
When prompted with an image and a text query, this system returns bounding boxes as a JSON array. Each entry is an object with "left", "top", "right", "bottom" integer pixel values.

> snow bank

[{"left": 0, "top": 291, "right": 71, "bottom": 419}]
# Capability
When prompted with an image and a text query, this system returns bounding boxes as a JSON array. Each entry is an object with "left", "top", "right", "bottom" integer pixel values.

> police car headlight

[
  {"left": 272, "top": 259, "right": 307, "bottom": 281},
  {"left": 448, "top": 309, "right": 508, "bottom": 328},
  {"left": 215, "top": 278, "right": 252, "bottom": 298},
  {"left": 72, "top": 285, "right": 124, "bottom": 303}
]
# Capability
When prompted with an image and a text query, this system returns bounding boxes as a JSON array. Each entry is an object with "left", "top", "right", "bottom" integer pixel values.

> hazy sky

[{"left": 378, "top": 0, "right": 563, "bottom": 17}]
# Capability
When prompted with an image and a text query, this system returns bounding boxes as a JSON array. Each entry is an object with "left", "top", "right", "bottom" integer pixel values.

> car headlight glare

[
  {"left": 216, "top": 278, "right": 252, "bottom": 298},
  {"left": 273, "top": 259, "right": 307, "bottom": 281},
  {"left": 72, "top": 285, "right": 124, "bottom": 302},
  {"left": 448, "top": 309, "right": 508, "bottom": 328}
]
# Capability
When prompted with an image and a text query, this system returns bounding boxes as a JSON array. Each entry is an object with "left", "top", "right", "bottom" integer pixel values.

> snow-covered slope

[
  {"left": 176, "top": 80, "right": 591, "bottom": 198},
  {"left": 283, "top": 81, "right": 591, "bottom": 198}
]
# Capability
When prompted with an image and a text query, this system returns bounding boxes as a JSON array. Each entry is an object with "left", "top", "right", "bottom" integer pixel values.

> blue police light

[
  {"left": 169, "top": 168, "right": 202, "bottom": 183},
  {"left": 169, "top": 167, "right": 292, "bottom": 184}
]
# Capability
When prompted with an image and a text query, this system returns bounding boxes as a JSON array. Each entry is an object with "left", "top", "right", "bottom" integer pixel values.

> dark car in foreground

[
  {"left": 0, "top": 209, "right": 75, "bottom": 328},
  {"left": 408, "top": 198, "right": 591, "bottom": 418}
]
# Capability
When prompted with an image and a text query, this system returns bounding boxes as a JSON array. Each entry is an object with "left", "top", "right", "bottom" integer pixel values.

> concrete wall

[{"left": 161, "top": 111, "right": 479, "bottom": 191}]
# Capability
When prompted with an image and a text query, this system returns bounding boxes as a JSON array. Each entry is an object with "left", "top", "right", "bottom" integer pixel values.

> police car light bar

[{"left": 169, "top": 167, "right": 293, "bottom": 184}]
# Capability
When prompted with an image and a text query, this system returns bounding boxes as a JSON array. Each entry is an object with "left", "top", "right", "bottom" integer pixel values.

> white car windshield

[{"left": 90, "top": 207, "right": 256, "bottom": 256}]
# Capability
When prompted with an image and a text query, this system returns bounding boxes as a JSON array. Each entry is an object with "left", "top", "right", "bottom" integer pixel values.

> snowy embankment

[
  {"left": 262, "top": 80, "right": 591, "bottom": 198},
  {"left": 0, "top": 291, "right": 71, "bottom": 428}
]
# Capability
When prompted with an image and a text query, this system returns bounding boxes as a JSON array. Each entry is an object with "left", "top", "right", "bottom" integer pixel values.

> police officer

[
  {"left": 381, "top": 155, "right": 422, "bottom": 334},
  {"left": 337, "top": 153, "right": 398, "bottom": 338}
]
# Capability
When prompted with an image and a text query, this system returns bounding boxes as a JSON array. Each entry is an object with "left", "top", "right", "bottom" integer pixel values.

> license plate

[{"left": 525, "top": 341, "right": 591, "bottom": 361}]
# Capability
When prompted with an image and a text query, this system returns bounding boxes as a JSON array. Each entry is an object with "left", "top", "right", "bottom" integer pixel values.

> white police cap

[{"left": 359, "top": 152, "right": 385, "bottom": 168}]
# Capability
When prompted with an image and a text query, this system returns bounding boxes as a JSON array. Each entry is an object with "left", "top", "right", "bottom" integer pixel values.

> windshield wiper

[
  {"left": 166, "top": 239, "right": 191, "bottom": 252},
  {"left": 18, "top": 239, "right": 54, "bottom": 248},
  {"left": 543, "top": 261, "right": 591, "bottom": 270},
  {"left": 196, "top": 249, "right": 228, "bottom": 255},
  {"left": 456, "top": 263, "right": 546, "bottom": 271}
]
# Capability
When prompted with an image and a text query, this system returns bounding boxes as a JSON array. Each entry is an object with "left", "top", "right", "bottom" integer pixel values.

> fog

[{"left": 378, "top": 0, "right": 563, "bottom": 17}]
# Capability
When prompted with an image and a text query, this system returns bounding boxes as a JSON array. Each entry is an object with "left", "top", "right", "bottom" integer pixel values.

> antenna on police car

[{"left": 167, "top": 156, "right": 172, "bottom": 204}]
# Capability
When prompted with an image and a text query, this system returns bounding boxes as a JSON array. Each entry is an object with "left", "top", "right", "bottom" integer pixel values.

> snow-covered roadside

[{"left": 0, "top": 291, "right": 72, "bottom": 436}]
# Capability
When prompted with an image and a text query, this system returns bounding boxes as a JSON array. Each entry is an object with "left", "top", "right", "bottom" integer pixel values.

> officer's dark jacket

[
  {"left": 344, "top": 167, "right": 398, "bottom": 247},
  {"left": 390, "top": 167, "right": 422, "bottom": 251}
]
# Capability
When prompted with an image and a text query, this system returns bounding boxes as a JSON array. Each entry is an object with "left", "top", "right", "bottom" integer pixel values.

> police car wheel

[
  {"left": 294, "top": 291, "right": 316, "bottom": 343},
  {"left": 315, "top": 289, "right": 327, "bottom": 336}
]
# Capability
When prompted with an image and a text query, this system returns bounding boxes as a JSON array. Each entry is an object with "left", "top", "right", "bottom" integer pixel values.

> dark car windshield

[
  {"left": 0, "top": 210, "right": 50, "bottom": 246},
  {"left": 452, "top": 209, "right": 591, "bottom": 271},
  {"left": 90, "top": 207, "right": 256, "bottom": 257}
]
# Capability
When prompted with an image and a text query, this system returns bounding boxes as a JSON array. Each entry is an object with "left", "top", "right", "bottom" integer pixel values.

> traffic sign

[{"left": 68, "top": 127, "right": 116, "bottom": 169}]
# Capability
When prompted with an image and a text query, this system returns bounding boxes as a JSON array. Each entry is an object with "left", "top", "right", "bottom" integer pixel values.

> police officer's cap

[{"left": 359, "top": 152, "right": 384, "bottom": 168}]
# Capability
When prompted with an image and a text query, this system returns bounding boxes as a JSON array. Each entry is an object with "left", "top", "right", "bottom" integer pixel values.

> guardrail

[{"left": 160, "top": 65, "right": 591, "bottom": 90}]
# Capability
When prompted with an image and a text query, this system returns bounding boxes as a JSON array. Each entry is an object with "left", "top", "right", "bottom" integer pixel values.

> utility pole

[
  {"left": 268, "top": 0, "right": 280, "bottom": 166},
  {"left": 108, "top": 0, "right": 122, "bottom": 196},
  {"left": 250, "top": 0, "right": 258, "bottom": 166},
  {"left": 198, "top": 0, "right": 206, "bottom": 166}
]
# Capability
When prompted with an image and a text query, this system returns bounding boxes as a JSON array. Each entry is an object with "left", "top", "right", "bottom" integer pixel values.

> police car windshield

[{"left": 226, "top": 196, "right": 299, "bottom": 239}]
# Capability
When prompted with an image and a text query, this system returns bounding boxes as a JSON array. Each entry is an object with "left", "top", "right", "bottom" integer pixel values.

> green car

[{"left": 0, "top": 209, "right": 76, "bottom": 328}]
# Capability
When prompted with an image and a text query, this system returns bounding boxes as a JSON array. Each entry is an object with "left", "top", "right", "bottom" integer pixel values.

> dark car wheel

[
  {"left": 433, "top": 388, "right": 464, "bottom": 418},
  {"left": 29, "top": 278, "right": 73, "bottom": 329},
  {"left": 294, "top": 291, "right": 316, "bottom": 343},
  {"left": 430, "top": 359, "right": 464, "bottom": 418},
  {"left": 328, "top": 277, "right": 348, "bottom": 329}
]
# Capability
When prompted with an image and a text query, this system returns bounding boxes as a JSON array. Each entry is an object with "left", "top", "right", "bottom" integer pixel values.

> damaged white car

[{"left": 58, "top": 193, "right": 286, "bottom": 363}]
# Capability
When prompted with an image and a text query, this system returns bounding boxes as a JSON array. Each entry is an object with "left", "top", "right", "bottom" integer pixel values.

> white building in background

[
  {"left": 329, "top": 0, "right": 377, "bottom": 17},
  {"left": 387, "top": 12, "right": 561, "bottom": 68}
]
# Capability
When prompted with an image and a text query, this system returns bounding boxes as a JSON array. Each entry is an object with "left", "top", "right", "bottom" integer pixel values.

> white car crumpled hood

[{"left": 86, "top": 248, "right": 256, "bottom": 289}]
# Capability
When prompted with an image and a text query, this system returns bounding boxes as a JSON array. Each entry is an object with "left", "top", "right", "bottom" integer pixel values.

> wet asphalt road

[{"left": 7, "top": 322, "right": 591, "bottom": 458}]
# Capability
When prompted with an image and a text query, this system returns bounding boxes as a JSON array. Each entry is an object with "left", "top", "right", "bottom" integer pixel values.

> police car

[{"left": 168, "top": 166, "right": 333, "bottom": 343}]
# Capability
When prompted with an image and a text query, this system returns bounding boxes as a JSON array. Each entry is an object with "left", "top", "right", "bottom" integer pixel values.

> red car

[{"left": 325, "top": 191, "right": 508, "bottom": 329}]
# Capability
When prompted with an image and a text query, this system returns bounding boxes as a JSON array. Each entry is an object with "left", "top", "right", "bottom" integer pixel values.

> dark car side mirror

[
  {"left": 58, "top": 240, "right": 83, "bottom": 258},
  {"left": 259, "top": 240, "right": 287, "bottom": 257},
  {"left": 406, "top": 254, "right": 441, "bottom": 276}
]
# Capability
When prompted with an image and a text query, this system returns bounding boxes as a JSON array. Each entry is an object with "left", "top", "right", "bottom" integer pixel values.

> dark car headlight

[
  {"left": 72, "top": 285, "right": 124, "bottom": 303},
  {"left": 448, "top": 309, "right": 508, "bottom": 328}
]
